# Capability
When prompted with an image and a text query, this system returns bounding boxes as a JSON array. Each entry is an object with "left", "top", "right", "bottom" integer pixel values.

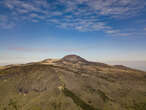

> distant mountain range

[
  {"left": 106, "top": 61, "right": 146, "bottom": 71},
  {"left": 0, "top": 55, "right": 146, "bottom": 110}
]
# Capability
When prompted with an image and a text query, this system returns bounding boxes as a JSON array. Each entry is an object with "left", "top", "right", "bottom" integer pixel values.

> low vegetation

[
  {"left": 63, "top": 88, "right": 100, "bottom": 110},
  {"left": 0, "top": 99, "right": 21, "bottom": 110}
]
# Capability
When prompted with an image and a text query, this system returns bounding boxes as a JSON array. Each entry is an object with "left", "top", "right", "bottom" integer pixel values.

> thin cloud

[
  {"left": 0, "top": 0, "right": 146, "bottom": 37},
  {"left": 7, "top": 46, "right": 88, "bottom": 53},
  {"left": 0, "top": 15, "right": 15, "bottom": 29},
  {"left": 8, "top": 47, "right": 50, "bottom": 52}
]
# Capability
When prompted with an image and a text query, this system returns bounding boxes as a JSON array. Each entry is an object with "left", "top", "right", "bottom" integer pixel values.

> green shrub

[{"left": 63, "top": 88, "right": 100, "bottom": 110}]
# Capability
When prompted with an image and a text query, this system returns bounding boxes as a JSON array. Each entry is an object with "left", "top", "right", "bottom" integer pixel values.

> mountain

[
  {"left": 0, "top": 55, "right": 146, "bottom": 110},
  {"left": 58, "top": 54, "right": 88, "bottom": 63}
]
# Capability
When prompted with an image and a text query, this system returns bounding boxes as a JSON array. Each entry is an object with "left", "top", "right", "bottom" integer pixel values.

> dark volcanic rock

[{"left": 58, "top": 54, "right": 89, "bottom": 64}]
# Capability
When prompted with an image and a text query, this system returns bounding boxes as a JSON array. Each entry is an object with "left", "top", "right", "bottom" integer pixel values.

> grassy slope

[{"left": 0, "top": 64, "right": 146, "bottom": 110}]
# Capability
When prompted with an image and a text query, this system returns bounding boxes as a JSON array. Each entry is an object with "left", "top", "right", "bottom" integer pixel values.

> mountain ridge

[{"left": 0, "top": 54, "right": 145, "bottom": 73}]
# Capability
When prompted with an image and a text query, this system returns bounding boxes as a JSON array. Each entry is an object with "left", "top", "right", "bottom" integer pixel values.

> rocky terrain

[{"left": 0, "top": 55, "right": 146, "bottom": 110}]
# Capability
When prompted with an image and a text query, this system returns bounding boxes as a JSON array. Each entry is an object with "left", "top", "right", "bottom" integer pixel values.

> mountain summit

[{"left": 60, "top": 54, "right": 88, "bottom": 63}]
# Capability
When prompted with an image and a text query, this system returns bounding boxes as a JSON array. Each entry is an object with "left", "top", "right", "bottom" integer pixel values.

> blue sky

[{"left": 0, "top": 0, "right": 146, "bottom": 70}]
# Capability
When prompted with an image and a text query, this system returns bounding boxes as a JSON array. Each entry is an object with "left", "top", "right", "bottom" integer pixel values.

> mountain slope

[{"left": 0, "top": 55, "right": 146, "bottom": 110}]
